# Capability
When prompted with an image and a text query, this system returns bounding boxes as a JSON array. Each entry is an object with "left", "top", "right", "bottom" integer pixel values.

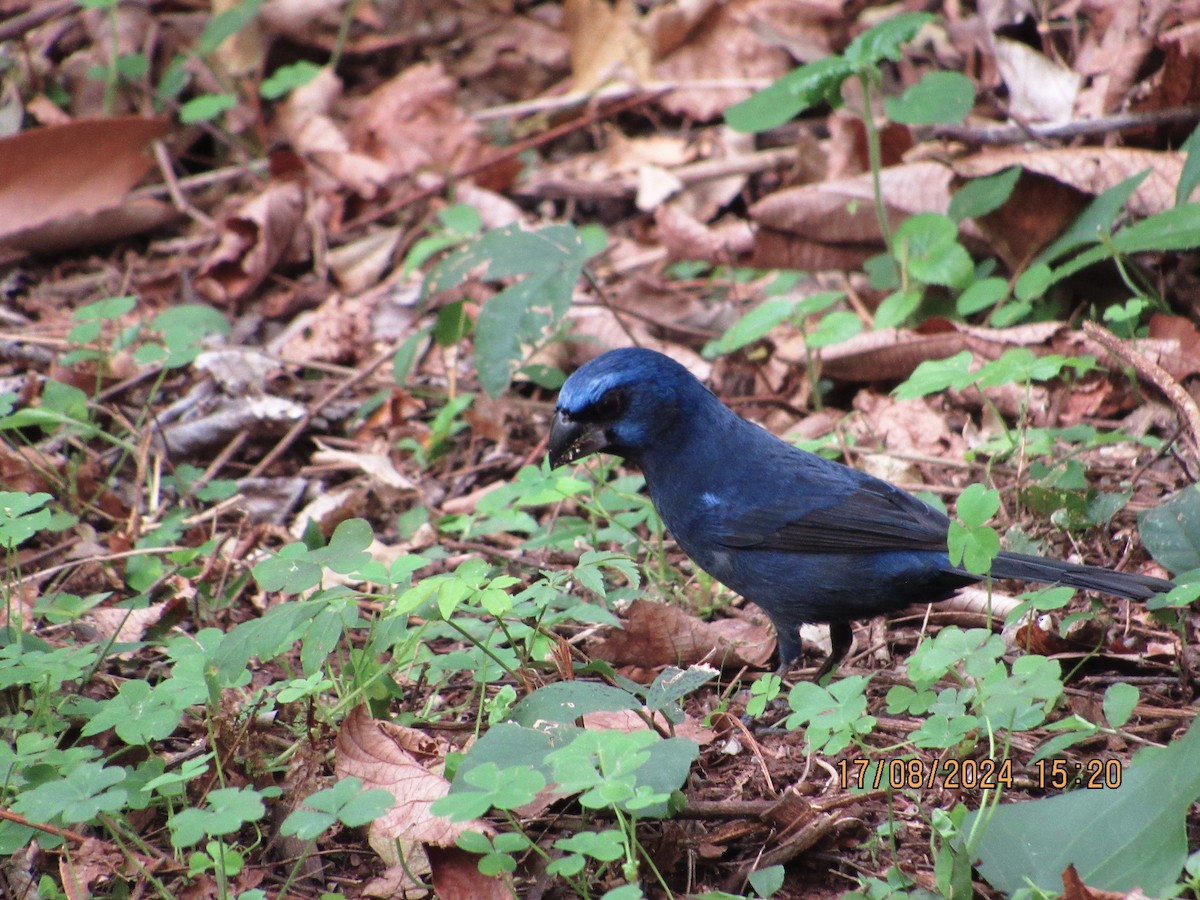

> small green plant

[
  {"left": 434, "top": 676, "right": 707, "bottom": 892},
  {"left": 422, "top": 220, "right": 606, "bottom": 396},
  {"left": 784, "top": 675, "right": 876, "bottom": 753}
]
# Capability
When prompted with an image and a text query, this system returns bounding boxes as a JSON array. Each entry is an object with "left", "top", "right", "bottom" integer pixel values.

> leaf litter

[{"left": 1, "top": 0, "right": 1200, "bottom": 897}]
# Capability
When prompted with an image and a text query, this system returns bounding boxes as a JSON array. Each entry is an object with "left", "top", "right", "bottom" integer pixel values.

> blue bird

[{"left": 547, "top": 347, "right": 1175, "bottom": 677}]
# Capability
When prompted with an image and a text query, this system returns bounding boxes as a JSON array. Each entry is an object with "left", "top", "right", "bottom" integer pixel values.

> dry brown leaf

[
  {"left": 1074, "top": 0, "right": 1174, "bottom": 119},
  {"left": 954, "top": 147, "right": 1198, "bottom": 218},
  {"left": 429, "top": 847, "right": 515, "bottom": 900},
  {"left": 656, "top": 204, "right": 755, "bottom": 261},
  {"left": 194, "top": 179, "right": 307, "bottom": 306},
  {"left": 1147, "top": 313, "right": 1200, "bottom": 378},
  {"left": 349, "top": 62, "right": 489, "bottom": 181},
  {"left": 450, "top": 12, "right": 570, "bottom": 101},
  {"left": 564, "top": 0, "right": 651, "bottom": 91},
  {"left": 646, "top": 0, "right": 796, "bottom": 121},
  {"left": 334, "top": 706, "right": 493, "bottom": 875},
  {"left": 58, "top": 838, "right": 133, "bottom": 900},
  {"left": 277, "top": 67, "right": 391, "bottom": 198},
  {"left": 590, "top": 598, "right": 775, "bottom": 669},
  {"left": 271, "top": 288, "right": 372, "bottom": 366},
  {"left": 0, "top": 116, "right": 168, "bottom": 249},
  {"left": 751, "top": 161, "right": 954, "bottom": 244},
  {"left": 852, "top": 393, "right": 958, "bottom": 458}
]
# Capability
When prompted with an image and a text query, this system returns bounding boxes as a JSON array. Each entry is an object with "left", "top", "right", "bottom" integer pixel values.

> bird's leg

[{"left": 813, "top": 622, "right": 854, "bottom": 681}]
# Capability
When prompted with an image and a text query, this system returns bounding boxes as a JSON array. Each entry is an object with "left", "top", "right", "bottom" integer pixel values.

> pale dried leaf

[
  {"left": 452, "top": 183, "right": 522, "bottom": 229},
  {"left": 329, "top": 227, "right": 402, "bottom": 294},
  {"left": 278, "top": 67, "right": 391, "bottom": 197},
  {"left": 272, "top": 291, "right": 372, "bottom": 365},
  {"left": 647, "top": 0, "right": 794, "bottom": 120},
  {"left": 194, "top": 348, "right": 283, "bottom": 394},
  {"left": 288, "top": 486, "right": 364, "bottom": 540},
  {"left": 991, "top": 36, "right": 1080, "bottom": 122},
  {"left": 86, "top": 603, "right": 169, "bottom": 648},
  {"left": 656, "top": 204, "right": 755, "bottom": 260},
  {"left": 564, "top": 0, "right": 651, "bottom": 91},
  {"left": 636, "top": 163, "right": 683, "bottom": 210},
  {"left": 234, "top": 476, "right": 309, "bottom": 525},
  {"left": 852, "top": 393, "right": 957, "bottom": 457},
  {"left": 310, "top": 440, "right": 417, "bottom": 490},
  {"left": 161, "top": 396, "right": 307, "bottom": 456}
]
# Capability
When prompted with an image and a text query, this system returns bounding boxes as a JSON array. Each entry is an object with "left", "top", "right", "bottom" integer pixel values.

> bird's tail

[{"left": 988, "top": 551, "right": 1174, "bottom": 601}]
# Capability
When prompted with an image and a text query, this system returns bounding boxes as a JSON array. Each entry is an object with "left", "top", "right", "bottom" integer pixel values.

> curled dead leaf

[{"left": 195, "top": 180, "right": 307, "bottom": 306}]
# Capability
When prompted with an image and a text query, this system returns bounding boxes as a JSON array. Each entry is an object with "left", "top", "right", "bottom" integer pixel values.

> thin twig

[
  {"left": 934, "top": 105, "right": 1200, "bottom": 146},
  {"left": 471, "top": 79, "right": 773, "bottom": 123},
  {"left": 1082, "top": 320, "right": 1200, "bottom": 463},
  {"left": 245, "top": 344, "right": 397, "bottom": 478}
]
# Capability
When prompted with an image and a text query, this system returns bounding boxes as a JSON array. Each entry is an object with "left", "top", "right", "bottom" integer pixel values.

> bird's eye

[{"left": 586, "top": 388, "right": 626, "bottom": 421}]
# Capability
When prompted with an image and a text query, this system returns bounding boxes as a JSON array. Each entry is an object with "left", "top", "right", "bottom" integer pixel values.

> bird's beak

[{"left": 548, "top": 409, "right": 608, "bottom": 468}]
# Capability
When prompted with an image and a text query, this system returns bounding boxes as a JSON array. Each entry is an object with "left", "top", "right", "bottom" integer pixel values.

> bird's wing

[{"left": 717, "top": 481, "right": 951, "bottom": 554}]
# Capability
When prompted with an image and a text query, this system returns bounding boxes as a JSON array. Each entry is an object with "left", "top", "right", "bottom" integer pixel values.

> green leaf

[
  {"left": 1035, "top": 170, "right": 1151, "bottom": 266},
  {"left": 1176, "top": 123, "right": 1200, "bottom": 207},
  {"left": 281, "top": 778, "right": 393, "bottom": 840},
  {"left": 955, "top": 276, "right": 1007, "bottom": 316},
  {"left": 0, "top": 491, "right": 53, "bottom": 549},
  {"left": 872, "top": 289, "right": 921, "bottom": 330},
  {"left": 948, "top": 167, "right": 1021, "bottom": 222},
  {"left": 971, "top": 714, "right": 1200, "bottom": 895},
  {"left": 806, "top": 309, "right": 862, "bottom": 349},
  {"left": 555, "top": 829, "right": 625, "bottom": 862},
  {"left": 179, "top": 93, "right": 237, "bottom": 124},
  {"left": 169, "top": 786, "right": 266, "bottom": 848},
  {"left": 425, "top": 223, "right": 590, "bottom": 396},
  {"left": 885, "top": 71, "right": 974, "bottom": 125},
  {"left": 956, "top": 484, "right": 1000, "bottom": 526},
  {"left": 510, "top": 681, "right": 640, "bottom": 725},
  {"left": 146, "top": 304, "right": 230, "bottom": 369},
  {"left": 260, "top": 61, "right": 322, "bottom": 100},
  {"left": 748, "top": 864, "right": 786, "bottom": 897},
  {"left": 1139, "top": 485, "right": 1200, "bottom": 575},
  {"left": 725, "top": 56, "right": 852, "bottom": 132},
  {"left": 1103, "top": 682, "right": 1139, "bottom": 729},
  {"left": 1048, "top": 202, "right": 1200, "bottom": 287},
  {"left": 73, "top": 294, "right": 136, "bottom": 323},
  {"left": 893, "top": 350, "right": 975, "bottom": 399},
  {"left": 893, "top": 213, "right": 974, "bottom": 289},
  {"left": 199, "top": 0, "right": 263, "bottom": 55},
  {"left": 644, "top": 665, "right": 717, "bottom": 713},
  {"left": 843, "top": 12, "right": 935, "bottom": 69},
  {"left": 705, "top": 297, "right": 802, "bottom": 356},
  {"left": 12, "top": 762, "right": 128, "bottom": 825}
]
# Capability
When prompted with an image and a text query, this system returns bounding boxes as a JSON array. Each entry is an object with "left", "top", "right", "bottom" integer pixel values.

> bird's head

[{"left": 548, "top": 348, "right": 703, "bottom": 468}]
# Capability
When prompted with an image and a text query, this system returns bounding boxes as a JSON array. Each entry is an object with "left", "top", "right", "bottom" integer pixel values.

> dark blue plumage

[{"left": 548, "top": 347, "right": 1174, "bottom": 675}]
